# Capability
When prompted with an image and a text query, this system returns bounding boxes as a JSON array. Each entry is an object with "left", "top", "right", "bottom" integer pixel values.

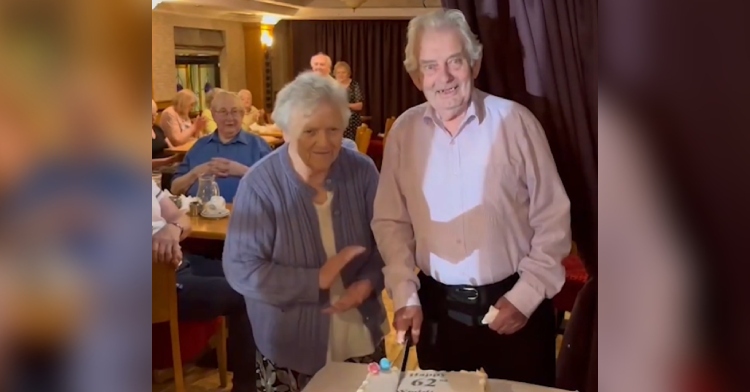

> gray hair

[
  {"left": 311, "top": 52, "right": 332, "bottom": 67},
  {"left": 205, "top": 88, "right": 225, "bottom": 108},
  {"left": 237, "top": 89, "right": 251, "bottom": 99},
  {"left": 403, "top": 9, "right": 483, "bottom": 74},
  {"left": 272, "top": 71, "right": 351, "bottom": 135},
  {"left": 210, "top": 90, "right": 241, "bottom": 110},
  {"left": 333, "top": 61, "right": 352, "bottom": 76}
]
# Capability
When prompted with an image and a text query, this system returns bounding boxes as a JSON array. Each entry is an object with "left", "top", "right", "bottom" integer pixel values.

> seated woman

[
  {"left": 159, "top": 89, "right": 206, "bottom": 146},
  {"left": 152, "top": 100, "right": 179, "bottom": 168},
  {"left": 223, "top": 72, "right": 387, "bottom": 392},
  {"left": 201, "top": 88, "right": 224, "bottom": 135}
]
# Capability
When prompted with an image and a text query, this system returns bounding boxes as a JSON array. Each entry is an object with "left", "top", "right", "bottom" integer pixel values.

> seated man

[
  {"left": 171, "top": 91, "right": 272, "bottom": 202},
  {"left": 152, "top": 180, "right": 256, "bottom": 392}
]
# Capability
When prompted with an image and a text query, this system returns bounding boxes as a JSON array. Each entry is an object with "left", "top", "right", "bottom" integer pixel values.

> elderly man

[
  {"left": 237, "top": 89, "right": 262, "bottom": 130},
  {"left": 310, "top": 52, "right": 335, "bottom": 80},
  {"left": 171, "top": 91, "right": 272, "bottom": 202},
  {"left": 372, "top": 9, "right": 571, "bottom": 387}
]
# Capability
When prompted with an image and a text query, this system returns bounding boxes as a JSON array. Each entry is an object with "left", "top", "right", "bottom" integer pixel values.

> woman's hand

[
  {"left": 193, "top": 116, "right": 207, "bottom": 134},
  {"left": 319, "top": 246, "right": 365, "bottom": 290},
  {"left": 323, "top": 279, "right": 374, "bottom": 314}
]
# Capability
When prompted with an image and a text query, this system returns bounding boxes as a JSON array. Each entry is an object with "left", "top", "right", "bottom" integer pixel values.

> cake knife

[{"left": 396, "top": 328, "right": 413, "bottom": 389}]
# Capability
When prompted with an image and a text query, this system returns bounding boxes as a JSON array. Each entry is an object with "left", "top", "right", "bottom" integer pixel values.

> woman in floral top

[{"left": 333, "top": 61, "right": 364, "bottom": 140}]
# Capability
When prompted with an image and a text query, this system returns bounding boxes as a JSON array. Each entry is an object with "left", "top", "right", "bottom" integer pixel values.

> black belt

[{"left": 418, "top": 272, "right": 519, "bottom": 327}]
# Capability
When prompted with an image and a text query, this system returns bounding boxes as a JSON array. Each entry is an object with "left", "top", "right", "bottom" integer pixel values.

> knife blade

[{"left": 396, "top": 328, "right": 413, "bottom": 389}]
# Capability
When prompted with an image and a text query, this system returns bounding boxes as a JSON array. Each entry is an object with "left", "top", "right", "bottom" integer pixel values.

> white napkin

[
  {"left": 179, "top": 195, "right": 198, "bottom": 212},
  {"left": 481, "top": 305, "right": 499, "bottom": 325}
]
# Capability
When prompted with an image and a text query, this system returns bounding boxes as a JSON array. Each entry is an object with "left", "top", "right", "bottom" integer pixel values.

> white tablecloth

[{"left": 302, "top": 362, "right": 576, "bottom": 392}]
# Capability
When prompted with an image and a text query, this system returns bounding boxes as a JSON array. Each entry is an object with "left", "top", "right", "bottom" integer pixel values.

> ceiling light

[
  {"left": 152, "top": 0, "right": 163, "bottom": 10},
  {"left": 261, "top": 15, "right": 281, "bottom": 25}
]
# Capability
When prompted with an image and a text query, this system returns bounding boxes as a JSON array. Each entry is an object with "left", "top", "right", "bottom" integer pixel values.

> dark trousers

[
  {"left": 177, "top": 255, "right": 256, "bottom": 392},
  {"left": 415, "top": 272, "right": 557, "bottom": 387}
]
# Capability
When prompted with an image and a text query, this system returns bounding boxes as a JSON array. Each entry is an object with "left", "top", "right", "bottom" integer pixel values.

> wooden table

[
  {"left": 165, "top": 135, "right": 283, "bottom": 155},
  {"left": 187, "top": 204, "right": 231, "bottom": 240}
]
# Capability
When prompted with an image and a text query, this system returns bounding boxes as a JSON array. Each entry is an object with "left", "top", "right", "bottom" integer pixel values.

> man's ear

[
  {"left": 409, "top": 71, "right": 424, "bottom": 91},
  {"left": 471, "top": 55, "right": 482, "bottom": 79}
]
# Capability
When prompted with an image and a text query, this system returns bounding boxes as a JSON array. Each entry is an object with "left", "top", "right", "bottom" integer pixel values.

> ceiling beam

[
  {"left": 290, "top": 6, "right": 435, "bottom": 19},
  {"left": 176, "top": 0, "right": 299, "bottom": 16},
  {"left": 253, "top": 0, "right": 313, "bottom": 8}
]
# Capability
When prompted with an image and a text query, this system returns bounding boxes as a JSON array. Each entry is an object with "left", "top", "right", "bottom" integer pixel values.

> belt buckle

[{"left": 457, "top": 286, "right": 479, "bottom": 301}]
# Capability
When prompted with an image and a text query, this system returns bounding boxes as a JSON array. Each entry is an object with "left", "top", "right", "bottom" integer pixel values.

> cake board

[{"left": 302, "top": 362, "right": 576, "bottom": 392}]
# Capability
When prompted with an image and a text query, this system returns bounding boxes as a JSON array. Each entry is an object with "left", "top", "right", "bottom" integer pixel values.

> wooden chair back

[{"left": 355, "top": 124, "right": 373, "bottom": 154}]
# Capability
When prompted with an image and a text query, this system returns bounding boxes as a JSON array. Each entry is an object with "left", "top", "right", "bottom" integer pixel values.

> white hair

[
  {"left": 311, "top": 52, "right": 332, "bottom": 67},
  {"left": 210, "top": 90, "right": 241, "bottom": 110},
  {"left": 272, "top": 71, "right": 351, "bottom": 135},
  {"left": 403, "top": 9, "right": 483, "bottom": 74}
]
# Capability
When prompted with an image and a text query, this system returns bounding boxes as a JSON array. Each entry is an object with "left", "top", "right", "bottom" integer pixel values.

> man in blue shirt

[{"left": 171, "top": 91, "right": 272, "bottom": 202}]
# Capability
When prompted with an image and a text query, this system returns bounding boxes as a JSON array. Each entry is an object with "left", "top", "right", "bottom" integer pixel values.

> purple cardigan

[{"left": 222, "top": 145, "right": 386, "bottom": 376}]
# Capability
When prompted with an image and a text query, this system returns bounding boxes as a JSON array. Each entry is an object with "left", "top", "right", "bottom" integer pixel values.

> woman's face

[
  {"left": 152, "top": 101, "right": 158, "bottom": 124},
  {"left": 334, "top": 67, "right": 350, "bottom": 83},
  {"left": 289, "top": 102, "right": 344, "bottom": 173}
]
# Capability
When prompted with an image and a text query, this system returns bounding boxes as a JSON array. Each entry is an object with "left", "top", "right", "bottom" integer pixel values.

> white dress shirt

[
  {"left": 371, "top": 90, "right": 571, "bottom": 317},
  {"left": 152, "top": 180, "right": 167, "bottom": 235}
]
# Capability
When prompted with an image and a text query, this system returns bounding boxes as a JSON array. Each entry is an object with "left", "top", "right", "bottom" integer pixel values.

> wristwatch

[{"left": 168, "top": 222, "right": 185, "bottom": 237}]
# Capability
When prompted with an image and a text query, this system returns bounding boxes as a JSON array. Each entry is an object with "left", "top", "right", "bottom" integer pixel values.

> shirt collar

[
  {"left": 422, "top": 88, "right": 486, "bottom": 127},
  {"left": 207, "top": 130, "right": 250, "bottom": 145}
]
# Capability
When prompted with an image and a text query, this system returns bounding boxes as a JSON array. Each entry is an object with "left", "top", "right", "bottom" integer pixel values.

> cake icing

[{"left": 357, "top": 367, "right": 488, "bottom": 392}]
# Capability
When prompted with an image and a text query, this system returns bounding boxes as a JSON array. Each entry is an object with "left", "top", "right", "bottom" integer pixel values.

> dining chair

[
  {"left": 152, "top": 263, "right": 185, "bottom": 392},
  {"left": 384, "top": 116, "right": 396, "bottom": 141},
  {"left": 355, "top": 124, "right": 373, "bottom": 154}
]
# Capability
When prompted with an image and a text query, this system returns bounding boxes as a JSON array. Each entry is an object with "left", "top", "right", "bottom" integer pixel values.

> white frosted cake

[{"left": 356, "top": 368, "right": 488, "bottom": 392}]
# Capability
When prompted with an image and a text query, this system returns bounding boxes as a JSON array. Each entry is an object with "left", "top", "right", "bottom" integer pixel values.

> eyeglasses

[{"left": 214, "top": 108, "right": 244, "bottom": 117}]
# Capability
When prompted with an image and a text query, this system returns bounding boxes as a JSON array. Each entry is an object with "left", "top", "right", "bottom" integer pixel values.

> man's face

[
  {"left": 413, "top": 28, "right": 479, "bottom": 121},
  {"left": 239, "top": 91, "right": 253, "bottom": 111},
  {"left": 288, "top": 102, "right": 344, "bottom": 173},
  {"left": 211, "top": 95, "right": 243, "bottom": 139},
  {"left": 311, "top": 55, "right": 331, "bottom": 76}
]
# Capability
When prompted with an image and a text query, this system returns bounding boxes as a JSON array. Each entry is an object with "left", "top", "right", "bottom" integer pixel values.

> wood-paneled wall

[{"left": 243, "top": 24, "right": 266, "bottom": 110}]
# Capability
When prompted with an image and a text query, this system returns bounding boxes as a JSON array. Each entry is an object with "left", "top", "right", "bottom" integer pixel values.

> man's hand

[
  {"left": 488, "top": 297, "right": 528, "bottom": 335},
  {"left": 190, "top": 161, "right": 213, "bottom": 178},
  {"left": 393, "top": 305, "right": 423, "bottom": 344},
  {"left": 211, "top": 158, "right": 248, "bottom": 178},
  {"left": 319, "top": 246, "right": 366, "bottom": 290},
  {"left": 152, "top": 224, "right": 183, "bottom": 267},
  {"left": 323, "top": 279, "right": 373, "bottom": 314}
]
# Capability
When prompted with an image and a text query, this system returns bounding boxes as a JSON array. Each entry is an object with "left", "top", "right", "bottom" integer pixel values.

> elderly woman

[
  {"left": 201, "top": 88, "right": 224, "bottom": 134},
  {"left": 223, "top": 71, "right": 386, "bottom": 391},
  {"left": 159, "top": 89, "right": 206, "bottom": 146},
  {"left": 333, "top": 61, "right": 364, "bottom": 140}
]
